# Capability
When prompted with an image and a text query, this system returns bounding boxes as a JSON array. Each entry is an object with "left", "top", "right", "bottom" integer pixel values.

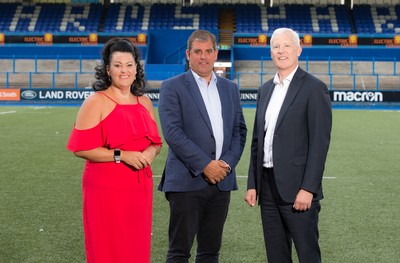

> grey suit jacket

[
  {"left": 247, "top": 67, "right": 332, "bottom": 203},
  {"left": 158, "top": 70, "right": 247, "bottom": 192}
]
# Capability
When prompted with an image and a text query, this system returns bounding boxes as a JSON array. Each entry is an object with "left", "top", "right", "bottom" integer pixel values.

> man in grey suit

[
  {"left": 245, "top": 28, "right": 332, "bottom": 263},
  {"left": 158, "top": 30, "right": 247, "bottom": 263}
]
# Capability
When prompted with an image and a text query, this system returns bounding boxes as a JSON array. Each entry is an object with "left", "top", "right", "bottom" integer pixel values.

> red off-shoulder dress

[{"left": 67, "top": 93, "right": 162, "bottom": 263}]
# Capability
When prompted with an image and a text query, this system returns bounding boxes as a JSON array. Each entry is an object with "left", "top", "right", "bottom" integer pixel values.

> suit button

[
  {"left": 211, "top": 152, "right": 215, "bottom": 155},
  {"left": 211, "top": 135, "right": 214, "bottom": 138}
]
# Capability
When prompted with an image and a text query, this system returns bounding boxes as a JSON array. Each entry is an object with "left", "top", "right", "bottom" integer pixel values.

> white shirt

[
  {"left": 263, "top": 67, "right": 298, "bottom": 167},
  {"left": 191, "top": 70, "right": 224, "bottom": 160}
]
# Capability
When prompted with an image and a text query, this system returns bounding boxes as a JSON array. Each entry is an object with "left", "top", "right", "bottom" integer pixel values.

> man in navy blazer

[
  {"left": 158, "top": 30, "right": 247, "bottom": 263},
  {"left": 245, "top": 28, "right": 332, "bottom": 263}
]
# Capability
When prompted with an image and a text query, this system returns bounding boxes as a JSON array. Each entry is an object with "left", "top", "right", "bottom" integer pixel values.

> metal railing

[
  {"left": 235, "top": 56, "right": 400, "bottom": 90},
  {"left": 0, "top": 71, "right": 94, "bottom": 89},
  {"left": 1, "top": 56, "right": 399, "bottom": 90},
  {"left": 233, "top": 71, "right": 400, "bottom": 91}
]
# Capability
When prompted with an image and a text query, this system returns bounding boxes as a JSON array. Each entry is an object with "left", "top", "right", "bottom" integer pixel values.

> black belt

[{"left": 263, "top": 167, "right": 273, "bottom": 172}]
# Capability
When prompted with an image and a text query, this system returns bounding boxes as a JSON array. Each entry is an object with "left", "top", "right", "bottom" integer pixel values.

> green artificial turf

[{"left": 0, "top": 106, "right": 399, "bottom": 262}]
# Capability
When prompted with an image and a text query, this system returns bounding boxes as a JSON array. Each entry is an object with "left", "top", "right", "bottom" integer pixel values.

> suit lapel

[
  {"left": 275, "top": 68, "right": 304, "bottom": 130},
  {"left": 258, "top": 80, "right": 275, "bottom": 132},
  {"left": 216, "top": 78, "right": 229, "bottom": 127},
  {"left": 216, "top": 78, "right": 232, "bottom": 150},
  {"left": 185, "top": 71, "right": 213, "bottom": 133}
]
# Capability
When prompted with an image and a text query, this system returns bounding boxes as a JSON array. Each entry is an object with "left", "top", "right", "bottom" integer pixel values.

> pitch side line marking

[
  {"left": 32, "top": 106, "right": 49, "bottom": 110},
  {"left": 0, "top": 111, "right": 16, "bottom": 115}
]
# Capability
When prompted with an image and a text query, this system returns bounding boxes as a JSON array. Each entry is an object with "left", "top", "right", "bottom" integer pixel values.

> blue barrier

[{"left": 2, "top": 88, "right": 400, "bottom": 110}]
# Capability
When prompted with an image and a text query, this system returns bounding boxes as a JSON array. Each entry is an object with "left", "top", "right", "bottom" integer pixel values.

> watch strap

[{"left": 113, "top": 149, "right": 121, "bottom": 164}]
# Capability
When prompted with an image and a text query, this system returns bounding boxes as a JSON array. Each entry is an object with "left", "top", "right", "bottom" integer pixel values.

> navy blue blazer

[
  {"left": 158, "top": 70, "right": 247, "bottom": 192},
  {"left": 247, "top": 67, "right": 332, "bottom": 203}
]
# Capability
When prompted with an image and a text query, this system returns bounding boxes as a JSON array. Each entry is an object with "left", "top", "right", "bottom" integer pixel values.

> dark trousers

[
  {"left": 165, "top": 185, "right": 231, "bottom": 263},
  {"left": 260, "top": 168, "right": 321, "bottom": 263}
]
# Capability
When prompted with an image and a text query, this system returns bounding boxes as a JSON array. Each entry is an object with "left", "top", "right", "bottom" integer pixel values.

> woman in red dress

[{"left": 67, "top": 38, "right": 162, "bottom": 263}]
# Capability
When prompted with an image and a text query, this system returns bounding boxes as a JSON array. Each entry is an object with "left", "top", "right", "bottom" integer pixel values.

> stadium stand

[
  {"left": 103, "top": 3, "right": 145, "bottom": 32},
  {"left": 0, "top": 0, "right": 399, "bottom": 91},
  {"left": 0, "top": 2, "right": 103, "bottom": 32},
  {"left": 0, "top": 1, "right": 399, "bottom": 34},
  {"left": 353, "top": 4, "right": 400, "bottom": 34},
  {"left": 235, "top": 4, "right": 354, "bottom": 34}
]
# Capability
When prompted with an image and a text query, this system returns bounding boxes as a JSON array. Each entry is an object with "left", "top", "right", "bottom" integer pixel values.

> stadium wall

[
  {"left": 1, "top": 31, "right": 399, "bottom": 107},
  {"left": 2, "top": 31, "right": 399, "bottom": 61},
  {"left": 2, "top": 88, "right": 400, "bottom": 110},
  {"left": 2, "top": 42, "right": 397, "bottom": 61},
  {"left": 233, "top": 46, "right": 400, "bottom": 61}
]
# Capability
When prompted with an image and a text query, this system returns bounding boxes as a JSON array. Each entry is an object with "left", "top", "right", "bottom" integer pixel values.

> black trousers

[
  {"left": 260, "top": 168, "right": 321, "bottom": 263},
  {"left": 165, "top": 185, "right": 231, "bottom": 263}
]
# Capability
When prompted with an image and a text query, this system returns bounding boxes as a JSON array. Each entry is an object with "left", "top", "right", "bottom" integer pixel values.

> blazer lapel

[
  {"left": 216, "top": 78, "right": 229, "bottom": 127},
  {"left": 216, "top": 78, "right": 232, "bottom": 151},
  {"left": 258, "top": 80, "right": 275, "bottom": 132},
  {"left": 185, "top": 71, "right": 213, "bottom": 133},
  {"left": 275, "top": 68, "right": 305, "bottom": 129}
]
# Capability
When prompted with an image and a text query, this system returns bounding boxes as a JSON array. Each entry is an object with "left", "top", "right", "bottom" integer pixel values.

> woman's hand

[
  {"left": 121, "top": 151, "right": 149, "bottom": 170},
  {"left": 121, "top": 145, "right": 161, "bottom": 170},
  {"left": 141, "top": 146, "right": 157, "bottom": 165}
]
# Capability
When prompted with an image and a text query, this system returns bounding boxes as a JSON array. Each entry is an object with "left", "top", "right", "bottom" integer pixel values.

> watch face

[{"left": 114, "top": 149, "right": 121, "bottom": 163}]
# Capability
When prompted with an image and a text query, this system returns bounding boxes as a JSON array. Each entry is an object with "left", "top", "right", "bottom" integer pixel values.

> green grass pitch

[{"left": 0, "top": 106, "right": 399, "bottom": 262}]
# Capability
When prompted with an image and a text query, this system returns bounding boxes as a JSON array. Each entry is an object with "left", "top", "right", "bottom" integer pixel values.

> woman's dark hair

[{"left": 92, "top": 38, "right": 146, "bottom": 96}]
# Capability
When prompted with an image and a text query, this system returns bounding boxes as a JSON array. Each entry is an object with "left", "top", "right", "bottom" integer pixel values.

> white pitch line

[
  {"left": 32, "top": 106, "right": 48, "bottom": 110},
  {"left": 0, "top": 111, "right": 16, "bottom": 115}
]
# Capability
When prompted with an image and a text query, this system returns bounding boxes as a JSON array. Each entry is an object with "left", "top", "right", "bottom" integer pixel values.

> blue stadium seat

[
  {"left": 0, "top": 2, "right": 398, "bottom": 34},
  {"left": 0, "top": 2, "right": 102, "bottom": 33},
  {"left": 351, "top": 4, "right": 393, "bottom": 34},
  {"left": 237, "top": 4, "right": 353, "bottom": 34}
]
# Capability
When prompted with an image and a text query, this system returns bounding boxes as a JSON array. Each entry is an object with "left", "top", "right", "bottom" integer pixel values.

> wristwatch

[{"left": 113, "top": 149, "right": 121, "bottom": 164}]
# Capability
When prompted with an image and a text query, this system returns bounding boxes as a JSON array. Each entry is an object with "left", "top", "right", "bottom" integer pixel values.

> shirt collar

[
  {"left": 273, "top": 66, "right": 298, "bottom": 85},
  {"left": 190, "top": 69, "right": 217, "bottom": 85}
]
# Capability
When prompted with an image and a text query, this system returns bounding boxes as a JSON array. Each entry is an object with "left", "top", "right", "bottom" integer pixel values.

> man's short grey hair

[
  {"left": 187, "top": 30, "right": 218, "bottom": 51},
  {"left": 270, "top": 28, "right": 301, "bottom": 50}
]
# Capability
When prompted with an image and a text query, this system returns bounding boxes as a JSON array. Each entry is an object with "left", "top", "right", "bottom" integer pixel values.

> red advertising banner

[{"left": 0, "top": 89, "right": 20, "bottom": 101}]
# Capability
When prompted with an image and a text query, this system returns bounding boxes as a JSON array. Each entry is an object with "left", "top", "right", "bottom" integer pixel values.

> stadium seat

[
  {"left": 236, "top": 3, "right": 353, "bottom": 34},
  {"left": 0, "top": 2, "right": 103, "bottom": 32},
  {"left": 0, "top": 2, "right": 398, "bottom": 34},
  {"left": 352, "top": 4, "right": 400, "bottom": 34}
]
